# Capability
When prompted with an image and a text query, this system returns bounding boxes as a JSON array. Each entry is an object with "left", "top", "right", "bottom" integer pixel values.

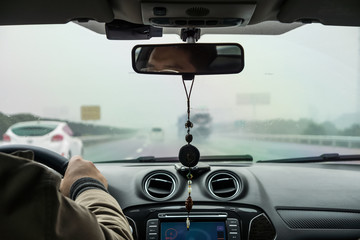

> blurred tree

[
  {"left": 342, "top": 124, "right": 360, "bottom": 136},
  {"left": 303, "top": 122, "right": 326, "bottom": 135}
]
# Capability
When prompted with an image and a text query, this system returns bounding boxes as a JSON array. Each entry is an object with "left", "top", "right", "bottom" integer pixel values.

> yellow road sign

[{"left": 81, "top": 106, "right": 101, "bottom": 120}]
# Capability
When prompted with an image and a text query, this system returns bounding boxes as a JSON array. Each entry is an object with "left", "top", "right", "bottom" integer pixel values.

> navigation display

[{"left": 160, "top": 221, "right": 226, "bottom": 240}]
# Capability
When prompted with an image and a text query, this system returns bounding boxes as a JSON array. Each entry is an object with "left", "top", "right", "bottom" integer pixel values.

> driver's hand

[{"left": 60, "top": 156, "right": 108, "bottom": 198}]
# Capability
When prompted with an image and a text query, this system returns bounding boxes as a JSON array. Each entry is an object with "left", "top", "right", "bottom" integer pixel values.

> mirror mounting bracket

[
  {"left": 181, "top": 28, "right": 201, "bottom": 43},
  {"left": 182, "top": 74, "right": 195, "bottom": 81}
]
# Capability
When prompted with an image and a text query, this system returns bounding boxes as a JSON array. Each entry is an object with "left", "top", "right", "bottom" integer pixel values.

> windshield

[{"left": 1, "top": 23, "right": 360, "bottom": 162}]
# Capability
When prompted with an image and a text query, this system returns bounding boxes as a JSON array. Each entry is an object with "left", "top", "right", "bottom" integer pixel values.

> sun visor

[
  {"left": 141, "top": 2, "right": 256, "bottom": 28},
  {"left": 278, "top": 0, "right": 360, "bottom": 26},
  {"left": 0, "top": 0, "right": 114, "bottom": 25}
]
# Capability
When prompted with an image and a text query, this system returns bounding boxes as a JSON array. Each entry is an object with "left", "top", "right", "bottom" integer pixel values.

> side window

[{"left": 63, "top": 125, "right": 74, "bottom": 136}]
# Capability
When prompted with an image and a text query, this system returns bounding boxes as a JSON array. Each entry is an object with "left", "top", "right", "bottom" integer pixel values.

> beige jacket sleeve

[
  {"left": 76, "top": 190, "right": 134, "bottom": 240},
  {"left": 0, "top": 152, "right": 133, "bottom": 240}
]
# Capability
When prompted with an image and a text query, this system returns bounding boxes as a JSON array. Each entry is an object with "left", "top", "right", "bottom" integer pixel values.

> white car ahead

[{"left": 2, "top": 121, "right": 83, "bottom": 159}]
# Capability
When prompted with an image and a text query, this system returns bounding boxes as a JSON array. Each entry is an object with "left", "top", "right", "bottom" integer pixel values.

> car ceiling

[{"left": 1, "top": 0, "right": 360, "bottom": 36}]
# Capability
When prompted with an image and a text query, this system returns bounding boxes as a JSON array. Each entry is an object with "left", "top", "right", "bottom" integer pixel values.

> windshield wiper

[
  {"left": 137, "top": 155, "right": 253, "bottom": 163},
  {"left": 199, "top": 155, "right": 253, "bottom": 162},
  {"left": 258, "top": 153, "right": 360, "bottom": 163},
  {"left": 98, "top": 155, "right": 253, "bottom": 163}
]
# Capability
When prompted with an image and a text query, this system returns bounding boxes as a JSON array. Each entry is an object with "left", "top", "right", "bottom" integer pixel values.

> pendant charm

[
  {"left": 185, "top": 196, "right": 193, "bottom": 212},
  {"left": 186, "top": 217, "right": 190, "bottom": 231},
  {"left": 188, "top": 180, "right": 192, "bottom": 194},
  {"left": 178, "top": 144, "right": 200, "bottom": 167},
  {"left": 185, "top": 120, "right": 193, "bottom": 129},
  {"left": 185, "top": 134, "right": 193, "bottom": 144}
]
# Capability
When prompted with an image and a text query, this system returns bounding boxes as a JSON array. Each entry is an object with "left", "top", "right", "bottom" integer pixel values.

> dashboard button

[
  {"left": 148, "top": 227, "right": 157, "bottom": 233},
  {"left": 227, "top": 218, "right": 239, "bottom": 225},
  {"left": 147, "top": 219, "right": 159, "bottom": 240},
  {"left": 147, "top": 219, "right": 159, "bottom": 226},
  {"left": 148, "top": 234, "right": 158, "bottom": 240},
  {"left": 228, "top": 234, "right": 239, "bottom": 240}
]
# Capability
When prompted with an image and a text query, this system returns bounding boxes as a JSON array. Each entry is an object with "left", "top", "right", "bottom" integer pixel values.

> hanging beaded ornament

[{"left": 178, "top": 76, "right": 200, "bottom": 230}]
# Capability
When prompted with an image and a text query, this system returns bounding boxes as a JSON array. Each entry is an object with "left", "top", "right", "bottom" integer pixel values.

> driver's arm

[
  {"left": 59, "top": 156, "right": 134, "bottom": 240},
  {"left": 0, "top": 152, "right": 133, "bottom": 240}
]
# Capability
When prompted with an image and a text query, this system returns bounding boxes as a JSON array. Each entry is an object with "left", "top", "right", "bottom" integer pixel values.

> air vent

[
  {"left": 186, "top": 7, "right": 210, "bottom": 17},
  {"left": 144, "top": 172, "right": 176, "bottom": 200},
  {"left": 249, "top": 214, "right": 276, "bottom": 240},
  {"left": 208, "top": 172, "right": 240, "bottom": 199}
]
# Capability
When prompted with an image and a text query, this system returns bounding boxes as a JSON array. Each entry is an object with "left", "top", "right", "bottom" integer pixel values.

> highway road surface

[{"left": 83, "top": 130, "right": 360, "bottom": 163}]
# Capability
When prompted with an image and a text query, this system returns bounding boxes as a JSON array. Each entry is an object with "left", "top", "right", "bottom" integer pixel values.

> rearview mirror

[{"left": 132, "top": 43, "right": 244, "bottom": 76}]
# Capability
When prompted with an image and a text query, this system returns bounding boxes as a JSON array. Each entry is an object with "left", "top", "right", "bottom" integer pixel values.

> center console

[{"left": 124, "top": 204, "right": 275, "bottom": 240}]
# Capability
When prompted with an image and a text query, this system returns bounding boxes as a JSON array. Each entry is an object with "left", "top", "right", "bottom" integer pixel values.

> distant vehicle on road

[
  {"left": 2, "top": 121, "right": 83, "bottom": 158},
  {"left": 150, "top": 127, "right": 164, "bottom": 141},
  {"left": 178, "top": 112, "right": 212, "bottom": 139}
]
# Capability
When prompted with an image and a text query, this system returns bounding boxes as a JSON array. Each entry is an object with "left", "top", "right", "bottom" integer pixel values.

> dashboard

[{"left": 95, "top": 161, "right": 360, "bottom": 240}]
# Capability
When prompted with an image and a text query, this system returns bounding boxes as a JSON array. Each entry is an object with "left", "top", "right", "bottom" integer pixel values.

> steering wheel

[{"left": 0, "top": 144, "right": 68, "bottom": 175}]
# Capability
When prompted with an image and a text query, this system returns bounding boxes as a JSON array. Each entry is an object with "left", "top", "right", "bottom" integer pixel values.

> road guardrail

[{"left": 241, "top": 133, "right": 360, "bottom": 148}]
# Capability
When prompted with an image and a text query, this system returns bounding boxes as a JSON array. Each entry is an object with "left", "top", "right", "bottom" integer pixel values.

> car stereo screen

[{"left": 160, "top": 221, "right": 226, "bottom": 240}]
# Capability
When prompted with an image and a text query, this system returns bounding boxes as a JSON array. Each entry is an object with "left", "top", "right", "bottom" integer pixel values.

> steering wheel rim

[{"left": 0, "top": 144, "right": 68, "bottom": 175}]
